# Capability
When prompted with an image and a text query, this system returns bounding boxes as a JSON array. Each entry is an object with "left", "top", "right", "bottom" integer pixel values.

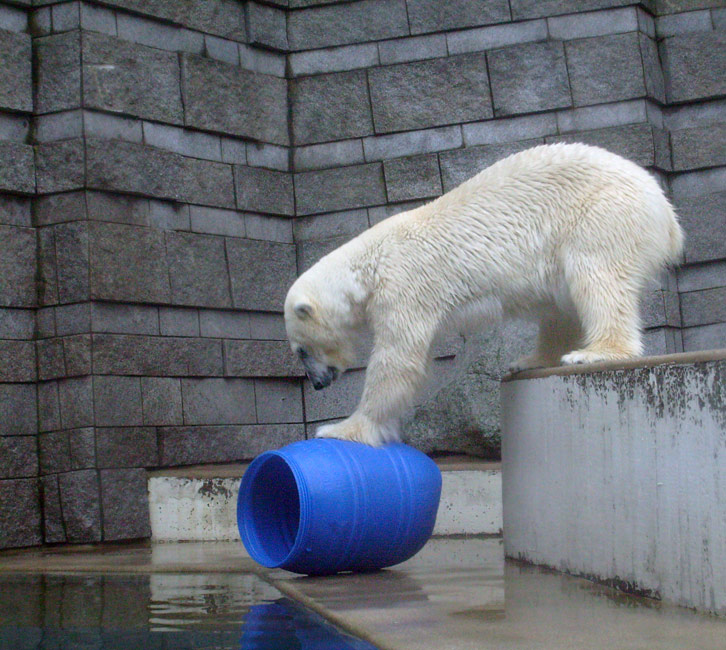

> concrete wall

[
  {"left": 501, "top": 352, "right": 726, "bottom": 615},
  {"left": 0, "top": 0, "right": 725, "bottom": 549}
]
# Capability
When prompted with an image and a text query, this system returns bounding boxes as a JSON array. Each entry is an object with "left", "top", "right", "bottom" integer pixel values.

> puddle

[{"left": 0, "top": 573, "right": 379, "bottom": 650}]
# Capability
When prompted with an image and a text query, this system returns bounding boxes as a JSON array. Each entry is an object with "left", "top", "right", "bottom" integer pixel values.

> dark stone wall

[{"left": 0, "top": 0, "right": 725, "bottom": 549}]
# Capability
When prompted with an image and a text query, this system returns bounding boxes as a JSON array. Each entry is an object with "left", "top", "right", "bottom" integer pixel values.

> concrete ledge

[
  {"left": 501, "top": 356, "right": 726, "bottom": 615},
  {"left": 502, "top": 348, "right": 726, "bottom": 382},
  {"left": 148, "top": 457, "right": 502, "bottom": 543}
]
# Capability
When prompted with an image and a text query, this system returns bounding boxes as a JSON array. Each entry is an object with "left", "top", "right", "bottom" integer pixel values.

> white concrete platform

[
  {"left": 147, "top": 457, "right": 502, "bottom": 544},
  {"left": 502, "top": 351, "right": 726, "bottom": 616}
]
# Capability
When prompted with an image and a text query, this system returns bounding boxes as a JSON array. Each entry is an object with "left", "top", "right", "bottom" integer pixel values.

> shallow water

[{"left": 0, "top": 573, "right": 377, "bottom": 650}]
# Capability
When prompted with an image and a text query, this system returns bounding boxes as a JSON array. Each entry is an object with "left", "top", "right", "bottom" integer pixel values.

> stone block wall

[{"left": 0, "top": 0, "right": 724, "bottom": 549}]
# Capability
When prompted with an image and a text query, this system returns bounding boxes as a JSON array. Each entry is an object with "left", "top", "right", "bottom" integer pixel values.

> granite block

[
  {"left": 290, "top": 69, "right": 373, "bottom": 145},
  {"left": 0, "top": 141, "right": 35, "bottom": 195},
  {"left": 198, "top": 309, "right": 251, "bottom": 339},
  {"left": 0, "top": 435, "right": 37, "bottom": 479},
  {"left": 37, "top": 380, "right": 60, "bottom": 433},
  {"left": 0, "top": 225, "right": 36, "bottom": 307},
  {"left": 92, "top": 334, "right": 224, "bottom": 377},
  {"left": 159, "top": 307, "right": 200, "bottom": 337},
  {"left": 158, "top": 423, "right": 303, "bottom": 466},
  {"left": 0, "top": 478, "right": 42, "bottom": 548},
  {"left": 295, "top": 163, "right": 386, "bottom": 215},
  {"left": 254, "top": 378, "right": 304, "bottom": 423},
  {"left": 181, "top": 53, "right": 288, "bottom": 146},
  {"left": 223, "top": 339, "right": 304, "bottom": 377},
  {"left": 89, "top": 222, "right": 171, "bottom": 303},
  {"left": 85, "top": 139, "right": 235, "bottom": 209},
  {"left": 287, "top": 0, "right": 409, "bottom": 50},
  {"left": 234, "top": 166, "right": 294, "bottom": 216},
  {"left": 407, "top": 0, "right": 510, "bottom": 34},
  {"left": 384, "top": 153, "right": 443, "bottom": 202},
  {"left": 63, "top": 334, "right": 92, "bottom": 376},
  {"left": 54, "top": 222, "right": 89, "bottom": 305},
  {"left": 0, "top": 28, "right": 31, "bottom": 113},
  {"left": 141, "top": 377, "right": 183, "bottom": 426},
  {"left": 661, "top": 31, "right": 726, "bottom": 103},
  {"left": 510, "top": 0, "right": 634, "bottom": 20},
  {"left": 245, "top": 213, "right": 294, "bottom": 243},
  {"left": 488, "top": 40, "right": 571, "bottom": 116},
  {"left": 675, "top": 191, "right": 726, "bottom": 264},
  {"left": 247, "top": 1, "right": 288, "bottom": 50},
  {"left": 226, "top": 238, "right": 297, "bottom": 311},
  {"left": 292, "top": 208, "right": 369, "bottom": 242},
  {"left": 93, "top": 375, "right": 143, "bottom": 427},
  {"left": 545, "top": 123, "right": 657, "bottom": 168},
  {"left": 463, "top": 113, "right": 558, "bottom": 147},
  {"left": 40, "top": 474, "right": 65, "bottom": 544},
  {"left": 35, "top": 139, "right": 84, "bottom": 194},
  {"left": 35, "top": 191, "right": 86, "bottom": 227},
  {"left": 165, "top": 231, "right": 232, "bottom": 308},
  {"left": 100, "top": 468, "right": 151, "bottom": 541},
  {"left": 446, "top": 19, "right": 546, "bottom": 55},
  {"left": 181, "top": 377, "right": 256, "bottom": 425},
  {"left": 565, "top": 32, "right": 646, "bottom": 107},
  {"left": 681, "top": 288, "right": 726, "bottom": 326},
  {"left": 0, "top": 195, "right": 31, "bottom": 227},
  {"left": 96, "top": 428, "right": 158, "bottom": 468},
  {"left": 36, "top": 337, "right": 65, "bottom": 381},
  {"left": 59, "top": 469, "right": 102, "bottom": 543},
  {"left": 36, "top": 227, "right": 59, "bottom": 306},
  {"left": 671, "top": 124, "right": 726, "bottom": 171},
  {"left": 0, "top": 340, "right": 35, "bottom": 382},
  {"left": 58, "top": 376, "right": 93, "bottom": 429},
  {"left": 362, "top": 126, "right": 463, "bottom": 162},
  {"left": 90, "top": 303, "right": 158, "bottom": 336},
  {"left": 289, "top": 42, "right": 379, "bottom": 76},
  {"left": 34, "top": 31, "right": 80, "bottom": 114},
  {"left": 369, "top": 53, "right": 492, "bottom": 133}
]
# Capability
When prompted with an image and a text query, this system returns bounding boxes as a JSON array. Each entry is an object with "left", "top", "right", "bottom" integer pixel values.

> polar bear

[{"left": 285, "top": 143, "right": 683, "bottom": 446}]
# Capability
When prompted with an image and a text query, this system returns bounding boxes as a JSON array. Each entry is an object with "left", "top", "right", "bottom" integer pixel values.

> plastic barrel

[{"left": 237, "top": 439, "right": 442, "bottom": 575}]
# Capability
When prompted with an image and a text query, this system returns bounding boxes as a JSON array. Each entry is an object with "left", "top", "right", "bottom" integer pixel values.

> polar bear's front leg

[{"left": 315, "top": 333, "right": 432, "bottom": 446}]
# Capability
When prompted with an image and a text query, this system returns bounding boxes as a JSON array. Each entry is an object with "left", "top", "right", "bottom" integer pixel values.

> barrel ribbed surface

[{"left": 237, "top": 439, "right": 442, "bottom": 575}]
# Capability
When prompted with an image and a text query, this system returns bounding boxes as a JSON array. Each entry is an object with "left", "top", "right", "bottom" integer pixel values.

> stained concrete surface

[{"left": 3, "top": 538, "right": 723, "bottom": 649}]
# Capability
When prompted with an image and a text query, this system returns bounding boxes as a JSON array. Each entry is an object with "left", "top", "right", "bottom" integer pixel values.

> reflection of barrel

[
  {"left": 240, "top": 599, "right": 377, "bottom": 650},
  {"left": 237, "top": 439, "right": 442, "bottom": 575}
]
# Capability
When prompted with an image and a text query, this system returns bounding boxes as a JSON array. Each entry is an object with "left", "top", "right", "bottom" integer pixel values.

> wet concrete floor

[{"left": 1, "top": 538, "right": 724, "bottom": 649}]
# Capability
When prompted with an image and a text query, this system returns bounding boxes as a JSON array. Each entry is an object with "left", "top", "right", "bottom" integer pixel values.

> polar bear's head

[{"left": 284, "top": 262, "right": 366, "bottom": 391}]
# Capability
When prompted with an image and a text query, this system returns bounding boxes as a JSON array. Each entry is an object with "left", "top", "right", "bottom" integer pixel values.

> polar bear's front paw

[{"left": 316, "top": 413, "right": 399, "bottom": 447}]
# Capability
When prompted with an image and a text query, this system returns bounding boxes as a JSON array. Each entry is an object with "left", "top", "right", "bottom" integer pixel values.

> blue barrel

[{"left": 237, "top": 439, "right": 442, "bottom": 575}]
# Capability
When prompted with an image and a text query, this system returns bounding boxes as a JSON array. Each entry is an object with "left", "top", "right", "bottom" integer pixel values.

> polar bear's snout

[{"left": 298, "top": 348, "right": 339, "bottom": 390}]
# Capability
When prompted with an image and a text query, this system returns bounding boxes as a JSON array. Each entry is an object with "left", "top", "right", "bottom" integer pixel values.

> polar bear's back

[{"left": 366, "top": 143, "right": 682, "bottom": 314}]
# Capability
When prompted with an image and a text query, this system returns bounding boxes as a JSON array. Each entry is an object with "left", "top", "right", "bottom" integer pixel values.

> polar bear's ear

[{"left": 294, "top": 302, "right": 314, "bottom": 320}]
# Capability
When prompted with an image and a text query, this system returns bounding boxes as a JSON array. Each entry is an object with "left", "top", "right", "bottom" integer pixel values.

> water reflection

[{"left": 0, "top": 573, "right": 379, "bottom": 650}]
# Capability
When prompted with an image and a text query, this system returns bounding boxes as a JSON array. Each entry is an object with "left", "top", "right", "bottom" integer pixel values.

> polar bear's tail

[{"left": 662, "top": 198, "right": 685, "bottom": 267}]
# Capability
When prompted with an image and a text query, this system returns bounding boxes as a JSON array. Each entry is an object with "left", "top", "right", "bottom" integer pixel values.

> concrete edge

[
  {"left": 147, "top": 458, "right": 501, "bottom": 479},
  {"left": 502, "top": 348, "right": 726, "bottom": 382}
]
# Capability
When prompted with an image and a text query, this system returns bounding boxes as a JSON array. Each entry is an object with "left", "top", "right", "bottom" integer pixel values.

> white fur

[{"left": 285, "top": 143, "right": 684, "bottom": 446}]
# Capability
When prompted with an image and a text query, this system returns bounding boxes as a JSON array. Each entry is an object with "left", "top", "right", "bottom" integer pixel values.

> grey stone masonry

[
  {"left": 2, "top": 0, "right": 726, "bottom": 551},
  {"left": 82, "top": 32, "right": 183, "bottom": 124},
  {"left": 0, "top": 28, "right": 31, "bottom": 112},
  {"left": 369, "top": 53, "right": 492, "bottom": 133},
  {"left": 661, "top": 31, "right": 726, "bottom": 103},
  {"left": 181, "top": 54, "right": 289, "bottom": 145},
  {"left": 287, "top": 0, "right": 409, "bottom": 50},
  {"left": 488, "top": 40, "right": 571, "bottom": 116},
  {"left": 290, "top": 70, "right": 373, "bottom": 145}
]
